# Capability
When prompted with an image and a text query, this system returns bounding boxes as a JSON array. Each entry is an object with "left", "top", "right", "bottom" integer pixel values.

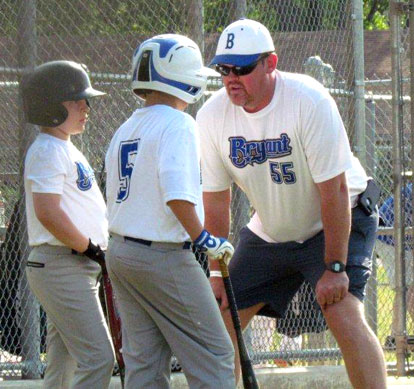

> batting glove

[
  {"left": 193, "top": 229, "right": 234, "bottom": 260},
  {"left": 83, "top": 238, "right": 106, "bottom": 268}
]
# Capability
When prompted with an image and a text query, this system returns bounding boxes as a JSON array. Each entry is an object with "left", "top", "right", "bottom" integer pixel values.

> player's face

[
  {"left": 59, "top": 99, "right": 90, "bottom": 136},
  {"left": 219, "top": 53, "right": 277, "bottom": 113}
]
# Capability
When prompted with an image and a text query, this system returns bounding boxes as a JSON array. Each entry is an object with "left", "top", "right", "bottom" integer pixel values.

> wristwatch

[{"left": 326, "top": 261, "right": 346, "bottom": 273}]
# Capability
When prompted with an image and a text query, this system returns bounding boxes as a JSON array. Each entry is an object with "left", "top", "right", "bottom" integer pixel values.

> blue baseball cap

[{"left": 210, "top": 19, "right": 275, "bottom": 66}]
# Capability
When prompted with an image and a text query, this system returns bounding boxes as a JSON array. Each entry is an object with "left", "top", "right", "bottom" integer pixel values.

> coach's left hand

[{"left": 315, "top": 271, "right": 349, "bottom": 310}]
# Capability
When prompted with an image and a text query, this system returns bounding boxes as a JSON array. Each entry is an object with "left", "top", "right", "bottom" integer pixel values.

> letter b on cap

[{"left": 225, "top": 33, "right": 235, "bottom": 49}]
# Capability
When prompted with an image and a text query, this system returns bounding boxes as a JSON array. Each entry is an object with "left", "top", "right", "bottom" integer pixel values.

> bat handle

[
  {"left": 101, "top": 261, "right": 107, "bottom": 272},
  {"left": 218, "top": 254, "right": 260, "bottom": 389},
  {"left": 218, "top": 252, "right": 231, "bottom": 276}
]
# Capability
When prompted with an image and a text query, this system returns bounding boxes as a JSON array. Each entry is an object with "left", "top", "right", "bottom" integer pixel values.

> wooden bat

[
  {"left": 218, "top": 254, "right": 259, "bottom": 389},
  {"left": 101, "top": 265, "right": 125, "bottom": 388}
]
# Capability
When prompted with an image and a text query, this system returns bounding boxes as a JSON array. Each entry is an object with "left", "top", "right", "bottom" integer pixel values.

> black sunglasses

[{"left": 215, "top": 53, "right": 270, "bottom": 77}]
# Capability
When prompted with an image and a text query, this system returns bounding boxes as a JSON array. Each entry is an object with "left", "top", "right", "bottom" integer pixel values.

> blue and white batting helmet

[{"left": 130, "top": 34, "right": 218, "bottom": 104}]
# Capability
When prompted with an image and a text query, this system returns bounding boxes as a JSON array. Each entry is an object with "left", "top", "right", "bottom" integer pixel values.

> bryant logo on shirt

[
  {"left": 75, "top": 161, "right": 95, "bottom": 191},
  {"left": 229, "top": 133, "right": 292, "bottom": 168}
]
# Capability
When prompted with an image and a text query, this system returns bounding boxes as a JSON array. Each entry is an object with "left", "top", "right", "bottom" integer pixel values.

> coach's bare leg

[
  {"left": 323, "top": 293, "right": 387, "bottom": 389},
  {"left": 222, "top": 302, "right": 265, "bottom": 384}
]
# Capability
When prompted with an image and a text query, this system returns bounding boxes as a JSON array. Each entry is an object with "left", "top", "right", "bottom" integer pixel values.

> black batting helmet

[{"left": 20, "top": 60, "right": 106, "bottom": 127}]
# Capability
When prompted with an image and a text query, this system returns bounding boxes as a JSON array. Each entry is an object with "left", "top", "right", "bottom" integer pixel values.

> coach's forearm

[
  {"left": 203, "top": 189, "right": 231, "bottom": 270},
  {"left": 317, "top": 173, "right": 351, "bottom": 264},
  {"left": 203, "top": 189, "right": 231, "bottom": 237}
]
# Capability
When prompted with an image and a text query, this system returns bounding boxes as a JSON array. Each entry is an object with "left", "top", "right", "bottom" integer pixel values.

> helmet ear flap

[
  {"left": 25, "top": 99, "right": 68, "bottom": 127},
  {"left": 46, "top": 104, "right": 69, "bottom": 127}
]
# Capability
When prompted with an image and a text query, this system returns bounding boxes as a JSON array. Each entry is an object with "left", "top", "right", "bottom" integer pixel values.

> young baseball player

[
  {"left": 105, "top": 34, "right": 236, "bottom": 388},
  {"left": 21, "top": 60, "right": 115, "bottom": 389}
]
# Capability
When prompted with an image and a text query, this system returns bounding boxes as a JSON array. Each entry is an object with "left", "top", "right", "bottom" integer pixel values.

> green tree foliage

[
  {"left": 1, "top": 0, "right": 394, "bottom": 37},
  {"left": 363, "top": 0, "right": 389, "bottom": 30},
  {"left": 205, "top": 0, "right": 349, "bottom": 33}
]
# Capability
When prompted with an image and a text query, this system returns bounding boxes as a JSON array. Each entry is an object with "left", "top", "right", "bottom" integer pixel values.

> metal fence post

[
  {"left": 365, "top": 99, "right": 377, "bottom": 177},
  {"left": 352, "top": 0, "right": 367, "bottom": 168},
  {"left": 390, "top": 0, "right": 407, "bottom": 376},
  {"left": 186, "top": 0, "right": 204, "bottom": 119},
  {"left": 233, "top": 0, "right": 247, "bottom": 19},
  {"left": 365, "top": 99, "right": 378, "bottom": 334},
  {"left": 409, "top": 0, "right": 414, "bottom": 314},
  {"left": 17, "top": 0, "right": 42, "bottom": 379}
]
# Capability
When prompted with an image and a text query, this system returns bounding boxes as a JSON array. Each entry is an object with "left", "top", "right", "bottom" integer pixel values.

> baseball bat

[
  {"left": 218, "top": 254, "right": 259, "bottom": 389},
  {"left": 101, "top": 265, "right": 125, "bottom": 388}
]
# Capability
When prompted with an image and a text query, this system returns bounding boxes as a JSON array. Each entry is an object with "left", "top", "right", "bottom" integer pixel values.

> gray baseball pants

[
  {"left": 26, "top": 245, "right": 115, "bottom": 389},
  {"left": 106, "top": 234, "right": 235, "bottom": 389}
]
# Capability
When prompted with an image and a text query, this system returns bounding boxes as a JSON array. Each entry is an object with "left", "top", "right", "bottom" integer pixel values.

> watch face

[
  {"left": 333, "top": 263, "right": 341, "bottom": 272},
  {"left": 328, "top": 261, "right": 345, "bottom": 273}
]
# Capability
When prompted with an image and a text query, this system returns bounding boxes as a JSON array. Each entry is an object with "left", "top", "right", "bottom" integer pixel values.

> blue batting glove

[{"left": 193, "top": 229, "right": 234, "bottom": 260}]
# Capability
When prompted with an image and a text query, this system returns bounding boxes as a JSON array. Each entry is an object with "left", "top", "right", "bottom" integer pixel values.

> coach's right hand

[
  {"left": 209, "top": 273, "right": 229, "bottom": 312},
  {"left": 193, "top": 230, "right": 234, "bottom": 311},
  {"left": 193, "top": 229, "right": 234, "bottom": 259}
]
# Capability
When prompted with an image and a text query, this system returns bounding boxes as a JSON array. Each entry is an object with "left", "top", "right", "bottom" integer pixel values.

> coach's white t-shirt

[
  {"left": 197, "top": 70, "right": 368, "bottom": 243},
  {"left": 24, "top": 133, "right": 108, "bottom": 247},
  {"left": 106, "top": 104, "right": 203, "bottom": 243}
]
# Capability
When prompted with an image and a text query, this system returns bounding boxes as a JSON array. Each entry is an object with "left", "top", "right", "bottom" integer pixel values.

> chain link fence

[
  {"left": 1, "top": 0, "right": 413, "bottom": 380},
  {"left": 364, "top": 71, "right": 414, "bottom": 371}
]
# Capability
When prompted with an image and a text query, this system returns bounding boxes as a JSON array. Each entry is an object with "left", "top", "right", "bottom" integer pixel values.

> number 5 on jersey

[{"left": 117, "top": 139, "right": 139, "bottom": 202}]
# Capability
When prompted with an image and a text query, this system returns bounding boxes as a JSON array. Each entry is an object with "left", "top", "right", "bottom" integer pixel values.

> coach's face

[{"left": 221, "top": 53, "right": 278, "bottom": 113}]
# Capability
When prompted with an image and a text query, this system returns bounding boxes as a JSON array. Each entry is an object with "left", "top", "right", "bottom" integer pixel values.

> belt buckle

[{"left": 183, "top": 242, "right": 192, "bottom": 250}]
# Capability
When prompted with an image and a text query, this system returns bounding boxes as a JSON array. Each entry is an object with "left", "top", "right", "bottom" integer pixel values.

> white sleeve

[
  {"left": 26, "top": 145, "right": 67, "bottom": 194},
  {"left": 159, "top": 116, "right": 201, "bottom": 205},
  {"left": 300, "top": 95, "right": 353, "bottom": 183},
  {"left": 196, "top": 107, "right": 233, "bottom": 192}
]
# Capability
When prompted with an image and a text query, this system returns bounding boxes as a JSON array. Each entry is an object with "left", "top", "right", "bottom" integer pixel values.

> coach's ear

[{"left": 265, "top": 53, "right": 278, "bottom": 73}]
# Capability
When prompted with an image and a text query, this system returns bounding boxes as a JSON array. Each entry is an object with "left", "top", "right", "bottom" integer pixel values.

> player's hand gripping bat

[
  {"left": 101, "top": 264, "right": 125, "bottom": 388},
  {"left": 218, "top": 253, "right": 259, "bottom": 389}
]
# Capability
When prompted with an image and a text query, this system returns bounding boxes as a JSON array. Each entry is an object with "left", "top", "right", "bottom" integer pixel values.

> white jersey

[
  {"left": 106, "top": 104, "right": 203, "bottom": 243},
  {"left": 24, "top": 133, "right": 108, "bottom": 247},
  {"left": 197, "top": 71, "right": 368, "bottom": 243}
]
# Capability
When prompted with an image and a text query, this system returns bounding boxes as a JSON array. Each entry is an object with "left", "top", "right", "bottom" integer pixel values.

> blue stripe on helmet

[{"left": 150, "top": 58, "right": 199, "bottom": 96}]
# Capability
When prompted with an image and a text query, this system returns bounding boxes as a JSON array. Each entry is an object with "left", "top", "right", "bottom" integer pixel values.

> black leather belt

[{"left": 124, "top": 236, "right": 192, "bottom": 250}]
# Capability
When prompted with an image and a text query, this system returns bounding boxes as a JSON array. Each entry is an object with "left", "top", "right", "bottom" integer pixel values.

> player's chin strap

[{"left": 83, "top": 238, "right": 105, "bottom": 267}]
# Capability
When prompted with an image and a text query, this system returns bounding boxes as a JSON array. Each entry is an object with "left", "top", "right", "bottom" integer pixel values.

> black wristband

[{"left": 83, "top": 238, "right": 105, "bottom": 267}]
